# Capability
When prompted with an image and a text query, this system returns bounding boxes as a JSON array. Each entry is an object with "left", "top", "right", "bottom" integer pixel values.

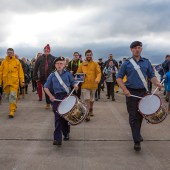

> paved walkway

[{"left": 0, "top": 88, "right": 170, "bottom": 170}]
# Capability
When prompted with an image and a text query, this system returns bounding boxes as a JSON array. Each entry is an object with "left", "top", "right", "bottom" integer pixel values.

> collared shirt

[
  {"left": 165, "top": 71, "right": 170, "bottom": 91},
  {"left": 44, "top": 70, "right": 76, "bottom": 94},
  {"left": 116, "top": 56, "right": 155, "bottom": 89}
]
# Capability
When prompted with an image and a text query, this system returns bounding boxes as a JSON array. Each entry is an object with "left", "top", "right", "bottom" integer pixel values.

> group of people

[{"left": 0, "top": 41, "right": 163, "bottom": 152}]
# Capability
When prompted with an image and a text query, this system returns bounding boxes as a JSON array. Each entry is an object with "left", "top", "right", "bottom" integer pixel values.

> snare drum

[
  {"left": 138, "top": 94, "right": 168, "bottom": 124},
  {"left": 57, "top": 95, "right": 88, "bottom": 125}
]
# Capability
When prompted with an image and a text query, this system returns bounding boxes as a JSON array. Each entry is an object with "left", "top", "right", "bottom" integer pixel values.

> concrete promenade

[{"left": 0, "top": 88, "right": 170, "bottom": 170}]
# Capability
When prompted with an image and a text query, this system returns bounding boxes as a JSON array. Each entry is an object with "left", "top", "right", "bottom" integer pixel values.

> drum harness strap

[
  {"left": 129, "top": 58, "right": 149, "bottom": 92},
  {"left": 54, "top": 71, "right": 69, "bottom": 94}
]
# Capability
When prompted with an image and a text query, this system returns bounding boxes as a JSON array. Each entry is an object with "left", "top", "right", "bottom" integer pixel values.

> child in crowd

[{"left": 44, "top": 56, "right": 78, "bottom": 146}]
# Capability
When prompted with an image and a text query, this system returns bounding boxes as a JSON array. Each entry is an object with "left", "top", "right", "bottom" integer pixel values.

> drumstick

[
  {"left": 64, "top": 81, "right": 80, "bottom": 101},
  {"left": 150, "top": 79, "right": 165, "bottom": 98},
  {"left": 53, "top": 99, "right": 63, "bottom": 101},
  {"left": 130, "top": 95, "right": 143, "bottom": 99}
]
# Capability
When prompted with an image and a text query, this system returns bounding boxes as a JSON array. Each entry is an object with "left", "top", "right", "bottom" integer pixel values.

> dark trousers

[
  {"left": 95, "top": 82, "right": 102, "bottom": 99},
  {"left": 126, "top": 88, "right": 146, "bottom": 143},
  {"left": 42, "top": 80, "right": 51, "bottom": 104},
  {"left": 147, "top": 80, "right": 152, "bottom": 93},
  {"left": 106, "top": 82, "right": 115, "bottom": 98},
  {"left": 31, "top": 79, "right": 37, "bottom": 91},
  {"left": 73, "top": 83, "right": 82, "bottom": 99},
  {"left": 0, "top": 86, "right": 2, "bottom": 102},
  {"left": 52, "top": 92, "right": 70, "bottom": 141},
  {"left": 0, "top": 86, "right": 3, "bottom": 95}
]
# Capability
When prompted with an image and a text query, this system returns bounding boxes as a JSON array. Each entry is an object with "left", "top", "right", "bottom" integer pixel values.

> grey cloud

[
  {"left": 0, "top": 0, "right": 102, "bottom": 13},
  {"left": 0, "top": 0, "right": 170, "bottom": 64},
  {"left": 0, "top": 42, "right": 166, "bottom": 65}
]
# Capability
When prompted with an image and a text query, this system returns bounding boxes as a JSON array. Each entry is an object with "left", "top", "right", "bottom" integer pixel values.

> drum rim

[
  {"left": 138, "top": 93, "right": 162, "bottom": 116},
  {"left": 57, "top": 94, "right": 78, "bottom": 115}
]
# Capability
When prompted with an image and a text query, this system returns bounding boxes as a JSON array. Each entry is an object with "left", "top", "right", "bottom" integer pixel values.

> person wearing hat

[
  {"left": 116, "top": 41, "right": 162, "bottom": 151},
  {"left": 0, "top": 48, "right": 24, "bottom": 118},
  {"left": 44, "top": 56, "right": 78, "bottom": 146},
  {"left": 33, "top": 44, "right": 55, "bottom": 109}
]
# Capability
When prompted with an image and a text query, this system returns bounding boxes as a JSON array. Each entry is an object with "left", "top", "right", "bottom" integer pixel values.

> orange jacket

[
  {"left": 77, "top": 60, "right": 101, "bottom": 90},
  {"left": 0, "top": 56, "right": 24, "bottom": 90}
]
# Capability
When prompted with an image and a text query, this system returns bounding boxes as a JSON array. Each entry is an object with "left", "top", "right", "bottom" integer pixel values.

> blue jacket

[
  {"left": 165, "top": 71, "right": 170, "bottom": 91},
  {"left": 117, "top": 57, "right": 155, "bottom": 89},
  {"left": 44, "top": 70, "right": 76, "bottom": 94}
]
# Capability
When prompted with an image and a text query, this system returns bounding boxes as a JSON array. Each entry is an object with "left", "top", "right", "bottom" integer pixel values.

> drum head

[
  {"left": 58, "top": 96, "right": 77, "bottom": 115},
  {"left": 138, "top": 94, "right": 161, "bottom": 115}
]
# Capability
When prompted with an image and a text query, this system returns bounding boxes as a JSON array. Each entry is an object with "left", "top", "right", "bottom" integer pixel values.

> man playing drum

[
  {"left": 116, "top": 41, "right": 162, "bottom": 151},
  {"left": 44, "top": 57, "right": 78, "bottom": 146}
]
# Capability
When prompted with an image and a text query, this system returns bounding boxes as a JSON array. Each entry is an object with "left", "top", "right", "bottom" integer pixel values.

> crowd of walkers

[
  {"left": 0, "top": 44, "right": 168, "bottom": 112},
  {"left": 0, "top": 42, "right": 169, "bottom": 151}
]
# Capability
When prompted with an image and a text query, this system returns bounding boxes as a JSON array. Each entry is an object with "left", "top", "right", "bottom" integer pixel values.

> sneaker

[
  {"left": 134, "top": 143, "right": 141, "bottom": 151},
  {"left": 53, "top": 140, "right": 62, "bottom": 146}
]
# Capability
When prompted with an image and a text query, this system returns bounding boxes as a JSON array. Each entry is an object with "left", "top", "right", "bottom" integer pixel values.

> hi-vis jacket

[
  {"left": 77, "top": 60, "right": 101, "bottom": 89},
  {"left": 0, "top": 56, "right": 24, "bottom": 90}
]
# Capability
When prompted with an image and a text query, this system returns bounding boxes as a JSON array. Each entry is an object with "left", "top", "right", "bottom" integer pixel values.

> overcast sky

[{"left": 0, "top": 0, "right": 170, "bottom": 63}]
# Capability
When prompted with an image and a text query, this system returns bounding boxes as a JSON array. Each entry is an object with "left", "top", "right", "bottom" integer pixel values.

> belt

[{"left": 127, "top": 88, "right": 146, "bottom": 92}]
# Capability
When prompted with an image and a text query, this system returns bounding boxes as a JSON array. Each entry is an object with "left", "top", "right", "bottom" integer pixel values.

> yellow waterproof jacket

[
  {"left": 77, "top": 60, "right": 101, "bottom": 90},
  {"left": 0, "top": 56, "right": 24, "bottom": 89}
]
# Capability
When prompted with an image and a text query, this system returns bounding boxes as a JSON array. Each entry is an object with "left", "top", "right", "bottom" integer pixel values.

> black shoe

[
  {"left": 63, "top": 134, "right": 69, "bottom": 141},
  {"left": 53, "top": 141, "right": 62, "bottom": 146},
  {"left": 95, "top": 98, "right": 98, "bottom": 101},
  {"left": 8, "top": 115, "right": 14, "bottom": 119},
  {"left": 140, "top": 136, "right": 143, "bottom": 142},
  {"left": 85, "top": 116, "right": 90, "bottom": 122},
  {"left": 98, "top": 96, "right": 100, "bottom": 99},
  {"left": 134, "top": 143, "right": 141, "bottom": 151},
  {"left": 166, "top": 97, "right": 169, "bottom": 102},
  {"left": 112, "top": 98, "right": 115, "bottom": 101},
  {"left": 107, "top": 97, "right": 110, "bottom": 99}
]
